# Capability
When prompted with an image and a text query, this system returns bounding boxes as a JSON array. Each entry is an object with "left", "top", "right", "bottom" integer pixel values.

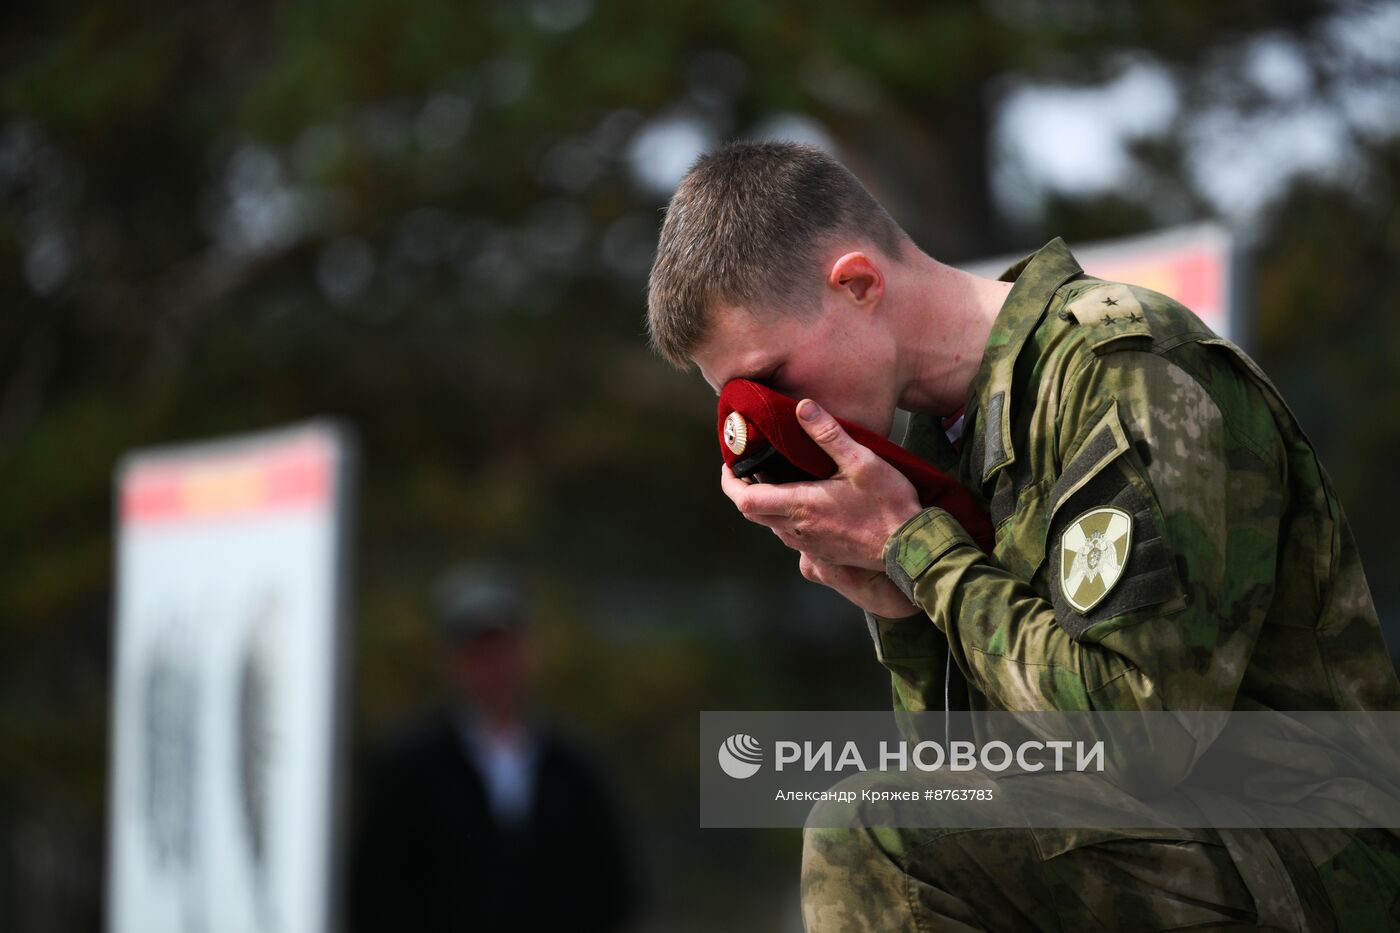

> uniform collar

[{"left": 967, "top": 237, "right": 1084, "bottom": 484}]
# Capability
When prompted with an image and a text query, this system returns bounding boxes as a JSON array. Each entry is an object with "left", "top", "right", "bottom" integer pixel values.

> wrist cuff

[
  {"left": 883, "top": 507, "right": 977, "bottom": 602},
  {"left": 864, "top": 610, "right": 938, "bottom": 663}
]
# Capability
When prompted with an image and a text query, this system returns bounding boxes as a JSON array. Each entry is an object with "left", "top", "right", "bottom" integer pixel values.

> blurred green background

[{"left": 3, "top": 1, "right": 1400, "bottom": 929}]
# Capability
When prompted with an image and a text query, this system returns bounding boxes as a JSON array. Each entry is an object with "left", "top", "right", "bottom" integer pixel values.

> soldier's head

[{"left": 647, "top": 141, "right": 915, "bottom": 436}]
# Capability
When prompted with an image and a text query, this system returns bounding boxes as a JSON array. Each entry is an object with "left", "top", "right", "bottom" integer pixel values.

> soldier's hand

[
  {"left": 720, "top": 399, "right": 922, "bottom": 572},
  {"left": 797, "top": 553, "right": 919, "bottom": 618}
]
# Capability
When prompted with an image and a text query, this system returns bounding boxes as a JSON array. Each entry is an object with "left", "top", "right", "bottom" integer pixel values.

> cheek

[
  {"left": 784, "top": 342, "right": 872, "bottom": 417},
  {"left": 785, "top": 366, "right": 838, "bottom": 407},
  {"left": 834, "top": 371, "right": 894, "bottom": 433}
]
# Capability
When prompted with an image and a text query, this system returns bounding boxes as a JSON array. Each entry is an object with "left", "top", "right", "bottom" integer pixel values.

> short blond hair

[{"left": 646, "top": 141, "right": 907, "bottom": 368}]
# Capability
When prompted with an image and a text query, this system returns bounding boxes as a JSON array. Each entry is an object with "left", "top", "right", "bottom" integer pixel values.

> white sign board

[
  {"left": 108, "top": 422, "right": 353, "bottom": 933},
  {"left": 969, "top": 224, "right": 1239, "bottom": 342}
]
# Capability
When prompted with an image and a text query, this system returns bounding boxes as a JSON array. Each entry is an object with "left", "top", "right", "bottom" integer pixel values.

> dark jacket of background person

[{"left": 349, "top": 708, "right": 638, "bottom": 933}]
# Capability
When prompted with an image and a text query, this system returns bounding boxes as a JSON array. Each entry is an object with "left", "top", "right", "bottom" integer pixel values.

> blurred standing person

[{"left": 350, "top": 565, "right": 638, "bottom": 932}]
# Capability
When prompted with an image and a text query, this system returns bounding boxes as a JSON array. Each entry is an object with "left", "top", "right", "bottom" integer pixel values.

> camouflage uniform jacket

[{"left": 874, "top": 237, "right": 1400, "bottom": 717}]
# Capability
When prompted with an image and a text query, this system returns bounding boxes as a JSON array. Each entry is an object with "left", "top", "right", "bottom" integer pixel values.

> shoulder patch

[
  {"left": 1059, "top": 505, "right": 1132, "bottom": 613},
  {"left": 1046, "top": 461, "right": 1185, "bottom": 639},
  {"left": 1065, "top": 283, "right": 1152, "bottom": 353},
  {"left": 1044, "top": 406, "right": 1187, "bottom": 641}
]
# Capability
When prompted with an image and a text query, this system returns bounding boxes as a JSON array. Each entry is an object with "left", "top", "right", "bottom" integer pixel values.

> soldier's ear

[{"left": 828, "top": 252, "right": 883, "bottom": 307}]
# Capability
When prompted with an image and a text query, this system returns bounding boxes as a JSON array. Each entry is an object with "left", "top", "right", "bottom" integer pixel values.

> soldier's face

[{"left": 692, "top": 301, "right": 901, "bottom": 437}]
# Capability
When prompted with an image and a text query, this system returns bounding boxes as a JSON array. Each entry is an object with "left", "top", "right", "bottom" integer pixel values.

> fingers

[
  {"left": 720, "top": 462, "right": 805, "bottom": 519},
  {"left": 774, "top": 526, "right": 807, "bottom": 553},
  {"left": 795, "top": 400, "right": 866, "bottom": 473},
  {"left": 798, "top": 553, "right": 866, "bottom": 591},
  {"left": 799, "top": 553, "right": 855, "bottom": 585},
  {"left": 798, "top": 552, "right": 920, "bottom": 617}
]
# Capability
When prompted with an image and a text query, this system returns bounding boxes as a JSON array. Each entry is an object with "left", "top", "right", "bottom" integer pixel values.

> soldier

[{"left": 647, "top": 141, "right": 1400, "bottom": 930}]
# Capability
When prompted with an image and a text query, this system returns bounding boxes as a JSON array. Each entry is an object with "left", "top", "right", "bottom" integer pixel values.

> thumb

[{"left": 796, "top": 399, "right": 863, "bottom": 472}]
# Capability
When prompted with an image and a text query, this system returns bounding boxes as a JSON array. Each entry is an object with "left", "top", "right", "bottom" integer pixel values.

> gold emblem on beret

[
  {"left": 723, "top": 411, "right": 748, "bottom": 455},
  {"left": 1060, "top": 506, "right": 1132, "bottom": 613}
]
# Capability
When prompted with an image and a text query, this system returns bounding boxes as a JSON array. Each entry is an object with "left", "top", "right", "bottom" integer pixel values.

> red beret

[{"left": 718, "top": 379, "right": 994, "bottom": 552}]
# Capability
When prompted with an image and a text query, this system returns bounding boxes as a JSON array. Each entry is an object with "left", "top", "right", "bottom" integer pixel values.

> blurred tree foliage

[{"left": 2, "top": 1, "right": 1398, "bottom": 929}]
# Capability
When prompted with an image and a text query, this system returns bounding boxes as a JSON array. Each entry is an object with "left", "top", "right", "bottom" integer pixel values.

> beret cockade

[{"left": 718, "top": 379, "right": 994, "bottom": 552}]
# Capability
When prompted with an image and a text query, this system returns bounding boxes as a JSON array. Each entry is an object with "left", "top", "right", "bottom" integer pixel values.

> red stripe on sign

[
  {"left": 122, "top": 437, "right": 334, "bottom": 524},
  {"left": 1170, "top": 250, "right": 1224, "bottom": 315}
]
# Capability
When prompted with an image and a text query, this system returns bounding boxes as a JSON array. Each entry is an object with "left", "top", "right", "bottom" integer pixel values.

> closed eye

[{"left": 755, "top": 365, "right": 786, "bottom": 392}]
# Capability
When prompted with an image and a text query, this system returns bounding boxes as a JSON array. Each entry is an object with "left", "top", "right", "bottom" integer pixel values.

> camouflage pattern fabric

[
  {"left": 803, "top": 816, "right": 1400, "bottom": 931},
  {"left": 803, "top": 239, "right": 1400, "bottom": 931}
]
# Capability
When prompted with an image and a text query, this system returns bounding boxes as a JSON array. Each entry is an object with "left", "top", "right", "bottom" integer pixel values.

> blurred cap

[{"left": 432, "top": 564, "right": 527, "bottom": 640}]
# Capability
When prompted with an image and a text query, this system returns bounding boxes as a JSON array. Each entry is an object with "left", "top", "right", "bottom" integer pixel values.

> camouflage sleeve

[
  {"left": 863, "top": 610, "right": 953, "bottom": 715},
  {"left": 883, "top": 347, "right": 1286, "bottom": 721}
]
